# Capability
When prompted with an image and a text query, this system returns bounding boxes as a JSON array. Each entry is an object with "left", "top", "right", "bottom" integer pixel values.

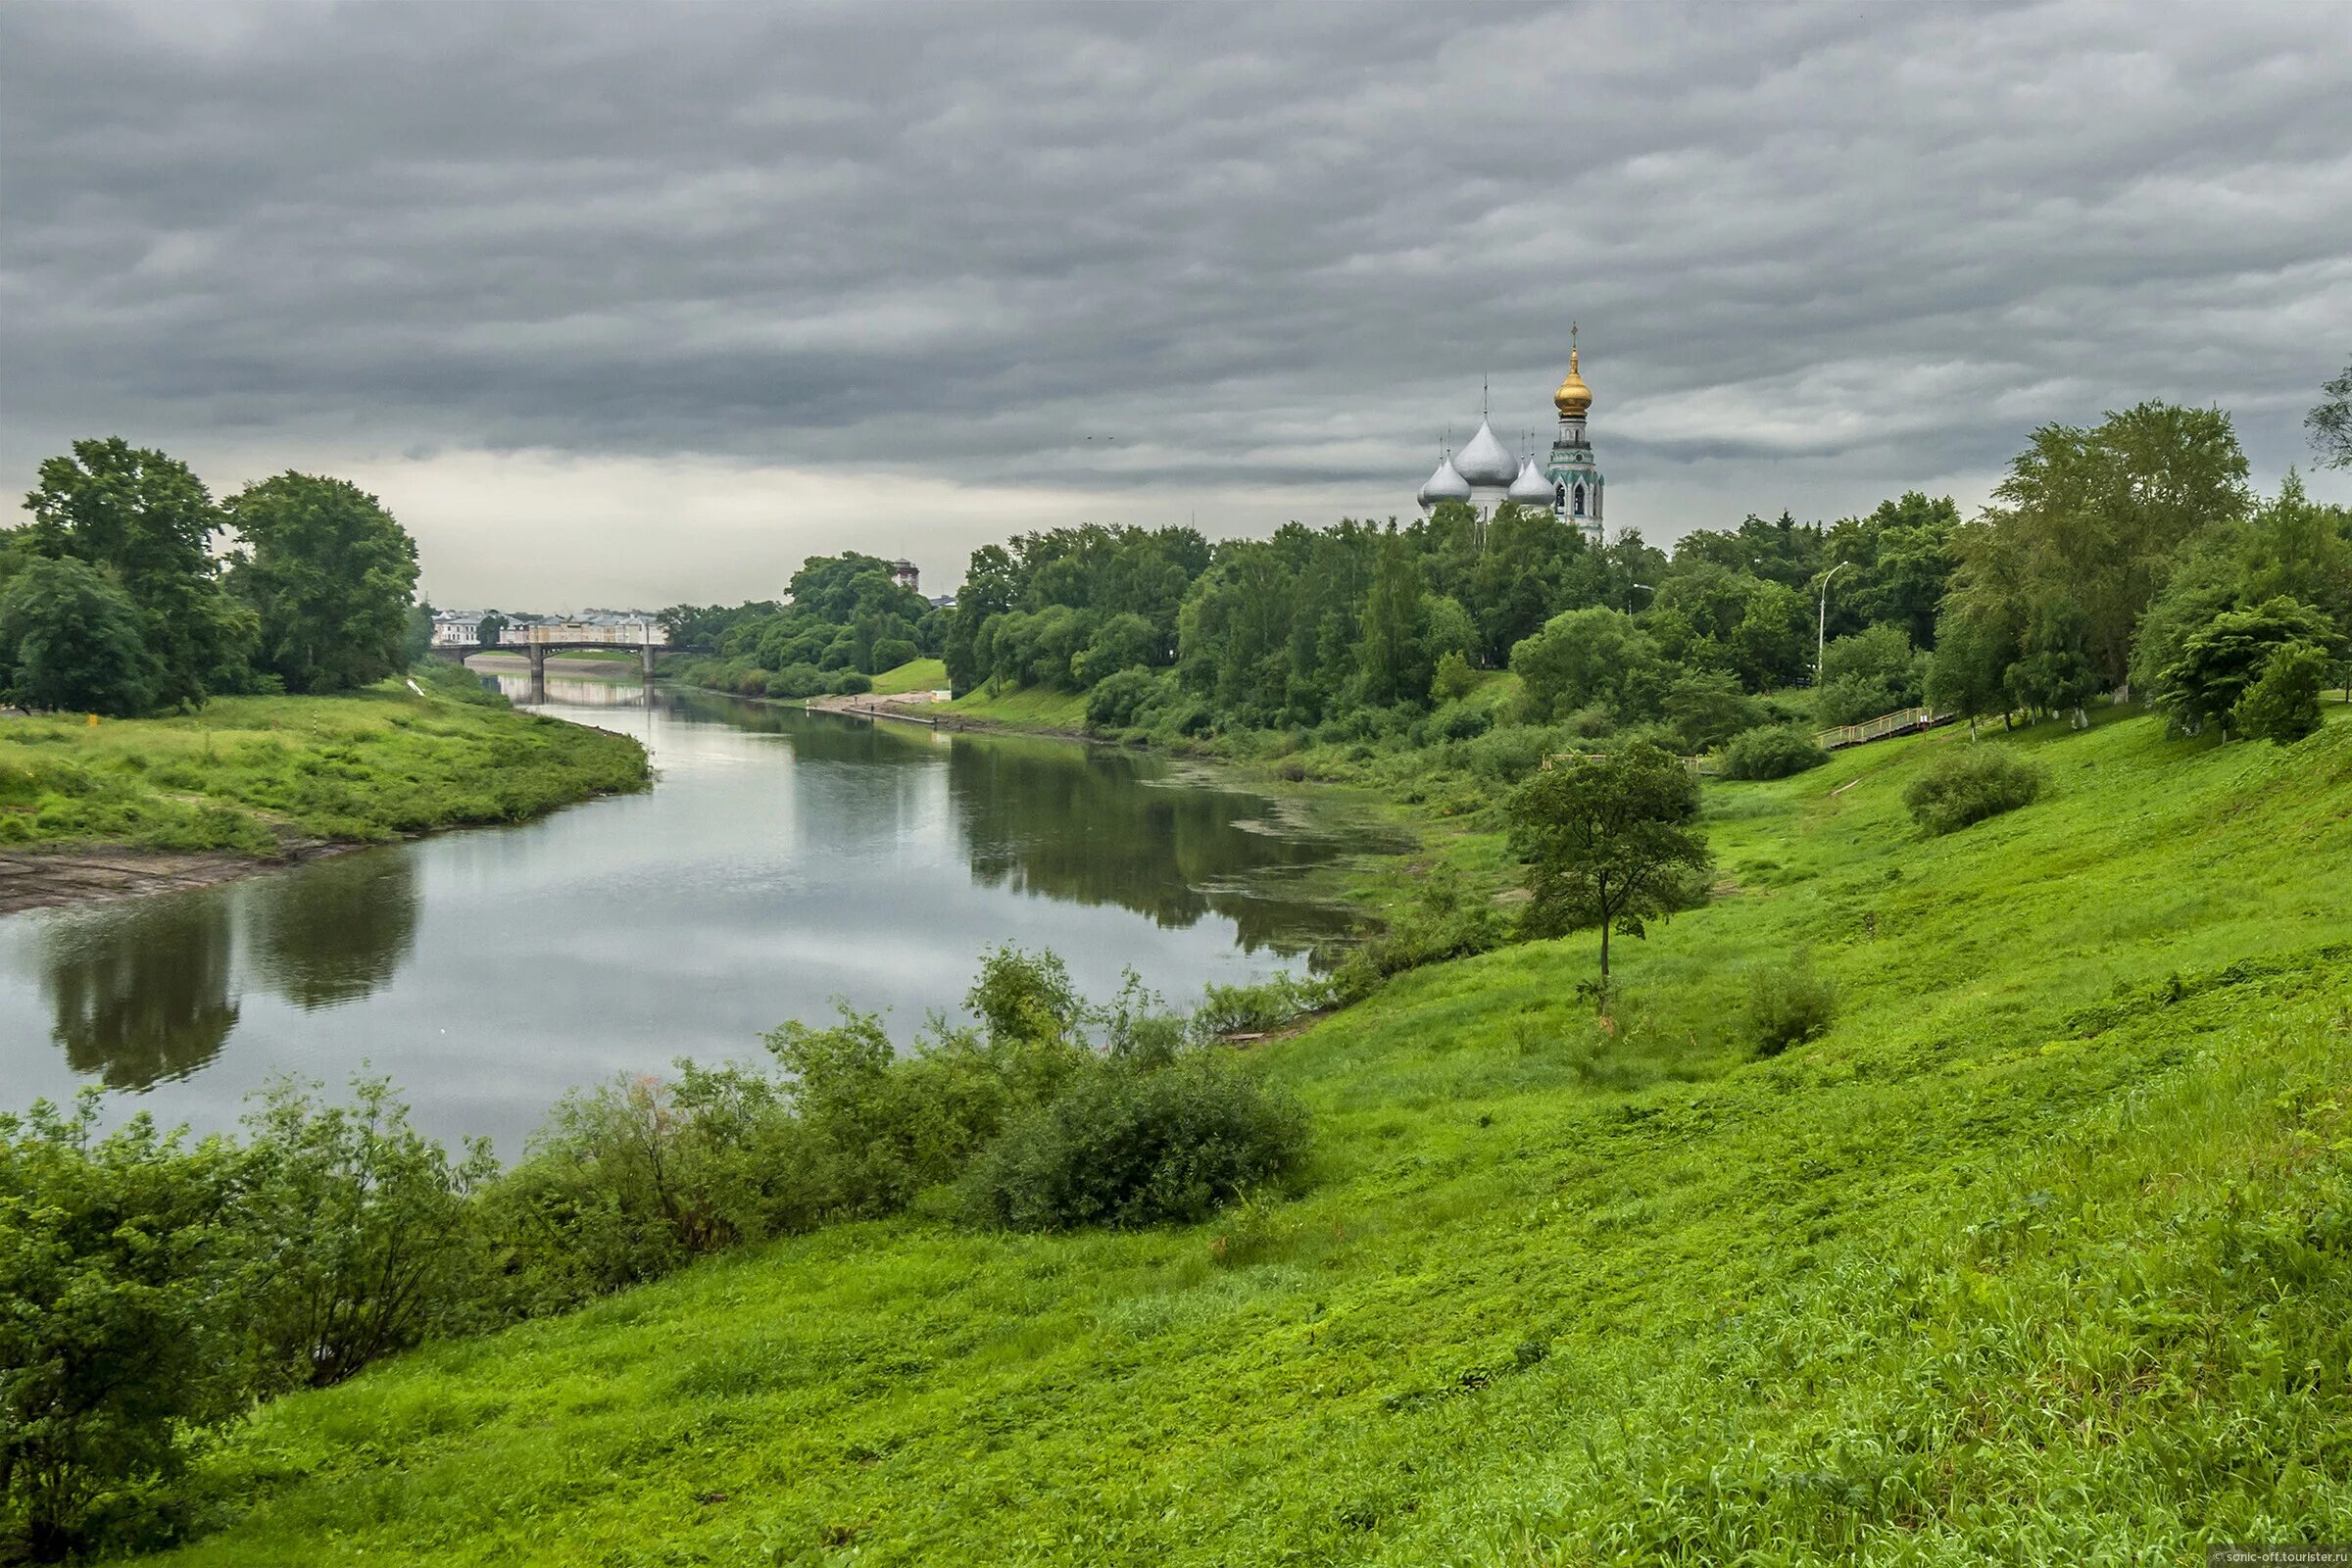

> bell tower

[{"left": 1545, "top": 324, "right": 1604, "bottom": 546}]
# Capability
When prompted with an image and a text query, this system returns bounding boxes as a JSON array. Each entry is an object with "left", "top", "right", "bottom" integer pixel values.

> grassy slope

[
  {"left": 151, "top": 712, "right": 2352, "bottom": 1564},
  {"left": 0, "top": 679, "right": 650, "bottom": 855},
  {"left": 868, "top": 658, "right": 948, "bottom": 696},
  {"left": 947, "top": 681, "right": 1090, "bottom": 729}
]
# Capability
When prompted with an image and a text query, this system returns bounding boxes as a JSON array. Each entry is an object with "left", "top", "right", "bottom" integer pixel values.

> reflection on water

[
  {"left": 247, "top": 854, "right": 420, "bottom": 1010},
  {"left": 42, "top": 897, "right": 240, "bottom": 1090},
  {"left": 0, "top": 689, "right": 1368, "bottom": 1151}
]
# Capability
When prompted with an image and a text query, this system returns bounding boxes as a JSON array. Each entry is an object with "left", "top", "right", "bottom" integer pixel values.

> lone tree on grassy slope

[{"left": 1506, "top": 741, "right": 1712, "bottom": 987}]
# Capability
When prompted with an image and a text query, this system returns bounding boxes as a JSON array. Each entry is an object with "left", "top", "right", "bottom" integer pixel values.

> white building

[{"left": 1415, "top": 333, "right": 1604, "bottom": 545}]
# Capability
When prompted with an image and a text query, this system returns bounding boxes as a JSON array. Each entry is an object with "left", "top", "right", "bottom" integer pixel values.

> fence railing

[{"left": 1814, "top": 706, "right": 1949, "bottom": 751}]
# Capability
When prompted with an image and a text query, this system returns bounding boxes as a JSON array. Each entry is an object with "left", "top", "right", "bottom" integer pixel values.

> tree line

[
  {"left": 0, "top": 439, "right": 425, "bottom": 716},
  {"left": 661, "top": 553, "right": 946, "bottom": 700}
]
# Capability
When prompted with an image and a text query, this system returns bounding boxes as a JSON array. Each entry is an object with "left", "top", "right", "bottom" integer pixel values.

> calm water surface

[{"left": 0, "top": 681, "right": 1365, "bottom": 1152}]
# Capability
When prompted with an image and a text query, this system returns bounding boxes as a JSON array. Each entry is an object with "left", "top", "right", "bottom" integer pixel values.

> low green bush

[
  {"left": 1722, "top": 723, "right": 1829, "bottom": 780},
  {"left": 1743, "top": 962, "right": 1838, "bottom": 1055},
  {"left": 958, "top": 1054, "right": 1308, "bottom": 1232},
  {"left": 1192, "top": 972, "right": 1335, "bottom": 1039},
  {"left": 1904, "top": 745, "right": 2047, "bottom": 835}
]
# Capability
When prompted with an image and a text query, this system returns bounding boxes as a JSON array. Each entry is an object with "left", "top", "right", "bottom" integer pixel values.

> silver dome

[
  {"left": 1418, "top": 454, "right": 1472, "bottom": 508},
  {"left": 1453, "top": 418, "right": 1518, "bottom": 488},
  {"left": 1507, "top": 456, "right": 1554, "bottom": 506}
]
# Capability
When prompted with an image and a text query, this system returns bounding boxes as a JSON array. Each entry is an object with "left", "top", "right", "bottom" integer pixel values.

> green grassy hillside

[
  {"left": 947, "top": 681, "right": 1090, "bottom": 729},
  {"left": 145, "top": 711, "right": 2352, "bottom": 1564},
  {"left": 0, "top": 676, "right": 650, "bottom": 856},
  {"left": 868, "top": 658, "right": 948, "bottom": 696}
]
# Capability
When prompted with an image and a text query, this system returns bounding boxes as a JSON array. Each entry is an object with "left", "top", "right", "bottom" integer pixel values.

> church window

[
  {"left": 1555, "top": 482, "right": 1566, "bottom": 510},
  {"left": 1573, "top": 482, "right": 1586, "bottom": 515}
]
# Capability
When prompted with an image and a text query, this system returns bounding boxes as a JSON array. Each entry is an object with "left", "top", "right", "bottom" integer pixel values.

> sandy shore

[{"left": 0, "top": 843, "right": 355, "bottom": 917}]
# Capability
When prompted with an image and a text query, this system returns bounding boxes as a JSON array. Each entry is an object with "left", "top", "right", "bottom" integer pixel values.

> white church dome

[
  {"left": 1508, "top": 456, "right": 1554, "bottom": 506},
  {"left": 1452, "top": 418, "right": 1518, "bottom": 488},
  {"left": 1418, "top": 454, "right": 1472, "bottom": 508}
]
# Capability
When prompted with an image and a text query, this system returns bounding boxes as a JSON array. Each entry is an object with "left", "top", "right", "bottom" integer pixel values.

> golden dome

[{"left": 1553, "top": 347, "right": 1592, "bottom": 417}]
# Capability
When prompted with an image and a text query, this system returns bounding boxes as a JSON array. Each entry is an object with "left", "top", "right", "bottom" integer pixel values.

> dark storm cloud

[{"left": 4, "top": 0, "right": 2349, "bottom": 543}]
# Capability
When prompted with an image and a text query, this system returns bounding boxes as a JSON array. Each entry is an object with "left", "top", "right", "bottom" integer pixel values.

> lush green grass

[
  {"left": 947, "top": 681, "right": 1091, "bottom": 729},
  {"left": 868, "top": 658, "right": 948, "bottom": 696},
  {"left": 139, "top": 711, "right": 2352, "bottom": 1563},
  {"left": 0, "top": 675, "right": 650, "bottom": 855}
]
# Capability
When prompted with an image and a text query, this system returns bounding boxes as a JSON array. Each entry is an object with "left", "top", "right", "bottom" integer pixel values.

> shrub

[
  {"left": 1331, "top": 865, "right": 1502, "bottom": 1000},
  {"left": 765, "top": 662, "right": 830, "bottom": 699},
  {"left": 0, "top": 1097, "right": 246, "bottom": 1560},
  {"left": 1462, "top": 723, "right": 1566, "bottom": 785},
  {"left": 1429, "top": 650, "right": 1480, "bottom": 705},
  {"left": 1723, "top": 723, "right": 1830, "bottom": 780},
  {"left": 869, "top": 637, "right": 920, "bottom": 673},
  {"left": 237, "top": 1078, "right": 496, "bottom": 1391},
  {"left": 1431, "top": 701, "right": 1491, "bottom": 742},
  {"left": 1744, "top": 962, "right": 1838, "bottom": 1054},
  {"left": 2234, "top": 642, "right": 2328, "bottom": 744},
  {"left": 1903, "top": 745, "right": 2047, "bottom": 835},
  {"left": 1192, "top": 972, "right": 1335, "bottom": 1040},
  {"left": 959, "top": 1054, "right": 1308, "bottom": 1231},
  {"left": 1085, "top": 665, "right": 1162, "bottom": 732},
  {"left": 829, "top": 670, "right": 872, "bottom": 697}
]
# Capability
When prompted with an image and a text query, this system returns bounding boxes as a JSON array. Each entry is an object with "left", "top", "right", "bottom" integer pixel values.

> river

[{"left": 0, "top": 680, "right": 1370, "bottom": 1152}]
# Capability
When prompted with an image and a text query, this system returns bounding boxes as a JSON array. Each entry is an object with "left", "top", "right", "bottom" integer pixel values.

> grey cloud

[{"left": 4, "top": 0, "right": 2349, "bottom": 570}]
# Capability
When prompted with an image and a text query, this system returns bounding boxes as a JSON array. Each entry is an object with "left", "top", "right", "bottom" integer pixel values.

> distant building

[
  {"left": 430, "top": 611, "right": 486, "bottom": 648},
  {"left": 891, "top": 559, "right": 920, "bottom": 592},
  {"left": 1415, "top": 329, "right": 1603, "bottom": 545}
]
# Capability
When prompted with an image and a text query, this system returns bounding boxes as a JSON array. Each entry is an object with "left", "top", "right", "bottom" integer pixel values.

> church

[{"left": 1415, "top": 334, "right": 1604, "bottom": 544}]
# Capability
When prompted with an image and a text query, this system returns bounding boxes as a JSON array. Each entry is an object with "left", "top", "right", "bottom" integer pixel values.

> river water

[{"left": 0, "top": 679, "right": 1366, "bottom": 1152}]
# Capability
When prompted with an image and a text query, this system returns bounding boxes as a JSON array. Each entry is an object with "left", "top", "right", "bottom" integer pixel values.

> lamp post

[{"left": 1816, "top": 562, "right": 1853, "bottom": 681}]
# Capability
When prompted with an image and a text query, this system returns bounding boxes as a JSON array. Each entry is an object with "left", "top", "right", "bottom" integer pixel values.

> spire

[{"left": 1553, "top": 326, "right": 1593, "bottom": 419}]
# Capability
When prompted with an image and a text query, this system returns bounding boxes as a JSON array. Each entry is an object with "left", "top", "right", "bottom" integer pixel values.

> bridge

[{"left": 432, "top": 620, "right": 708, "bottom": 697}]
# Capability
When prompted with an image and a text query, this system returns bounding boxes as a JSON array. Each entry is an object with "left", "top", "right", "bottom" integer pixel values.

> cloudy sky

[{"left": 4, "top": 0, "right": 2348, "bottom": 609}]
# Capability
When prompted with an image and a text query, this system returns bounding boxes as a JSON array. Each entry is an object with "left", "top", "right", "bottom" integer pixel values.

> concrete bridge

[{"left": 433, "top": 621, "right": 708, "bottom": 698}]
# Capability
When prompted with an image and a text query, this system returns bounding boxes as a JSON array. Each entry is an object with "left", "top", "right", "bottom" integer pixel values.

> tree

[
  {"left": 2156, "top": 596, "right": 2332, "bottom": 739},
  {"left": 2310, "top": 360, "right": 2352, "bottom": 469},
  {"left": 1353, "top": 529, "right": 1428, "bottom": 708},
  {"left": 0, "top": 1098, "right": 246, "bottom": 1560},
  {"left": 226, "top": 473, "right": 421, "bottom": 693},
  {"left": 1661, "top": 667, "right": 1760, "bottom": 754},
  {"left": 403, "top": 599, "right": 434, "bottom": 665},
  {"left": 1954, "top": 403, "right": 2252, "bottom": 695},
  {"left": 1505, "top": 743, "right": 1712, "bottom": 985},
  {"left": 2234, "top": 642, "right": 2328, "bottom": 744},
  {"left": 1926, "top": 603, "right": 2014, "bottom": 737},
  {"left": 478, "top": 612, "right": 509, "bottom": 649},
  {"left": 1815, "top": 623, "right": 1924, "bottom": 726},
  {"left": 0, "top": 557, "right": 156, "bottom": 715},
  {"left": 20, "top": 438, "right": 255, "bottom": 709},
  {"left": 1510, "top": 607, "right": 1665, "bottom": 724}
]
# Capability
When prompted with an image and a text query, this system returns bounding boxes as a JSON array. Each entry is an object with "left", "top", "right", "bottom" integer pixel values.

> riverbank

[
  {"left": 0, "top": 670, "right": 650, "bottom": 913},
  {"left": 131, "top": 710, "right": 2352, "bottom": 1565}
]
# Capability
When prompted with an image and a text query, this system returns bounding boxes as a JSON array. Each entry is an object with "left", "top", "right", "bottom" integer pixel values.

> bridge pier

[
  {"left": 527, "top": 644, "right": 547, "bottom": 703},
  {"left": 641, "top": 645, "right": 657, "bottom": 678}
]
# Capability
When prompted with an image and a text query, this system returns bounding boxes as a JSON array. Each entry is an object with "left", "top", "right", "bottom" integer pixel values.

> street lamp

[{"left": 1816, "top": 562, "right": 1853, "bottom": 680}]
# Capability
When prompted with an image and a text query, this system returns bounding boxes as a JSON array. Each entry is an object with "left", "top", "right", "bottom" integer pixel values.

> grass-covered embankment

[
  {"left": 0, "top": 669, "right": 650, "bottom": 864},
  {"left": 144, "top": 710, "right": 2352, "bottom": 1563}
]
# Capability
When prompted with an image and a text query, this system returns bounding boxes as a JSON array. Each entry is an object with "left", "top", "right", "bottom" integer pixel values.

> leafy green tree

[
  {"left": 225, "top": 473, "right": 420, "bottom": 693},
  {"left": 1429, "top": 649, "right": 1479, "bottom": 706},
  {"left": 1926, "top": 602, "right": 2016, "bottom": 736},
  {"left": 1071, "top": 612, "right": 1158, "bottom": 687},
  {"left": 2310, "top": 360, "right": 2352, "bottom": 469},
  {"left": 21, "top": 439, "right": 257, "bottom": 708},
  {"left": 1824, "top": 491, "right": 1957, "bottom": 647},
  {"left": 1505, "top": 742, "right": 1711, "bottom": 983},
  {"left": 0, "top": 1097, "right": 246, "bottom": 1560},
  {"left": 2234, "top": 642, "right": 2328, "bottom": 744},
  {"left": 2156, "top": 596, "right": 2332, "bottom": 738},
  {"left": 1816, "top": 623, "right": 1926, "bottom": 726},
  {"left": 0, "top": 558, "right": 157, "bottom": 715},
  {"left": 1954, "top": 402, "right": 2251, "bottom": 694},
  {"left": 1662, "top": 667, "right": 1761, "bottom": 754},
  {"left": 2006, "top": 598, "right": 2103, "bottom": 727},
  {"left": 1511, "top": 607, "right": 1665, "bottom": 724},
  {"left": 478, "top": 611, "right": 509, "bottom": 649},
  {"left": 403, "top": 599, "right": 434, "bottom": 665},
  {"left": 1353, "top": 529, "right": 1428, "bottom": 708}
]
